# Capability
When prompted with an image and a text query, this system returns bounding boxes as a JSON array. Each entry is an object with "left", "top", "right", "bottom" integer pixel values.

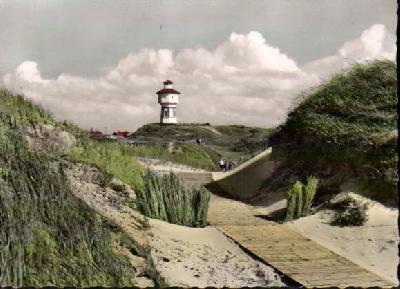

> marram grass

[
  {"left": 285, "top": 176, "right": 319, "bottom": 221},
  {"left": 136, "top": 169, "right": 210, "bottom": 227}
]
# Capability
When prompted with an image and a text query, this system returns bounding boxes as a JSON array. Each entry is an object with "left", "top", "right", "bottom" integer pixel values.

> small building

[
  {"left": 89, "top": 128, "right": 104, "bottom": 138},
  {"left": 156, "top": 80, "right": 180, "bottom": 124},
  {"left": 110, "top": 130, "right": 130, "bottom": 139}
]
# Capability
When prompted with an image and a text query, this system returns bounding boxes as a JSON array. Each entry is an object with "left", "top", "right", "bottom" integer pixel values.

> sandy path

[
  {"left": 149, "top": 219, "right": 285, "bottom": 287},
  {"left": 135, "top": 156, "right": 206, "bottom": 173},
  {"left": 137, "top": 159, "right": 286, "bottom": 286},
  {"left": 207, "top": 193, "right": 396, "bottom": 287},
  {"left": 65, "top": 162, "right": 286, "bottom": 287},
  {"left": 287, "top": 193, "right": 399, "bottom": 285}
]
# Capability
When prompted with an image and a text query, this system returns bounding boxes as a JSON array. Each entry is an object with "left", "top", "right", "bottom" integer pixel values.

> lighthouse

[{"left": 156, "top": 80, "right": 181, "bottom": 124}]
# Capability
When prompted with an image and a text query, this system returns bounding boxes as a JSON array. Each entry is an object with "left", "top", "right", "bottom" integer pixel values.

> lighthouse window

[{"left": 164, "top": 109, "right": 168, "bottom": 117}]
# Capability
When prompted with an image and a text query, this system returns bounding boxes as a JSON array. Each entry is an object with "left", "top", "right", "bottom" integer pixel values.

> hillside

[
  {"left": 0, "top": 89, "right": 288, "bottom": 287},
  {"left": 130, "top": 123, "right": 275, "bottom": 168},
  {"left": 266, "top": 60, "right": 397, "bottom": 205},
  {"left": 0, "top": 90, "right": 153, "bottom": 287}
]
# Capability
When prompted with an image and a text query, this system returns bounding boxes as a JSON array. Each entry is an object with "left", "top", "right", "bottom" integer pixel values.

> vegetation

[
  {"left": 268, "top": 60, "right": 397, "bottom": 204},
  {"left": 285, "top": 176, "right": 319, "bottom": 221},
  {"left": 0, "top": 113, "right": 135, "bottom": 286},
  {"left": 0, "top": 89, "right": 84, "bottom": 137},
  {"left": 130, "top": 123, "right": 275, "bottom": 166},
  {"left": 136, "top": 170, "right": 210, "bottom": 227},
  {"left": 68, "top": 139, "right": 144, "bottom": 191},
  {"left": 169, "top": 142, "right": 214, "bottom": 170},
  {"left": 328, "top": 197, "right": 368, "bottom": 227}
]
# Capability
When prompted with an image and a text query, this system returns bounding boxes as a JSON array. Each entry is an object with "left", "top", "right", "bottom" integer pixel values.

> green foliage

[
  {"left": 0, "top": 89, "right": 84, "bottom": 138},
  {"left": 285, "top": 181, "right": 303, "bottom": 221},
  {"left": 127, "top": 144, "right": 169, "bottom": 160},
  {"left": 136, "top": 170, "right": 210, "bottom": 227},
  {"left": 328, "top": 197, "right": 368, "bottom": 227},
  {"left": 284, "top": 60, "right": 397, "bottom": 143},
  {"left": 170, "top": 142, "right": 215, "bottom": 170},
  {"left": 285, "top": 176, "right": 319, "bottom": 221},
  {"left": 131, "top": 123, "right": 275, "bottom": 165},
  {"left": 68, "top": 139, "right": 144, "bottom": 191},
  {"left": 0, "top": 115, "right": 135, "bottom": 287},
  {"left": 0, "top": 89, "right": 55, "bottom": 126},
  {"left": 269, "top": 60, "right": 397, "bottom": 204},
  {"left": 303, "top": 176, "right": 319, "bottom": 213}
]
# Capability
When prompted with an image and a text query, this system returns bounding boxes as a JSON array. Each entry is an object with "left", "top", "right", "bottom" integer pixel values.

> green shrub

[
  {"left": 329, "top": 197, "right": 368, "bottom": 226},
  {"left": 135, "top": 170, "right": 210, "bottom": 227},
  {"left": 285, "top": 176, "right": 319, "bottom": 221}
]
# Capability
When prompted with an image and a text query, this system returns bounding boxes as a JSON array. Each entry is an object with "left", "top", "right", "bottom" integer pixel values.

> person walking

[{"left": 219, "top": 158, "right": 226, "bottom": 171}]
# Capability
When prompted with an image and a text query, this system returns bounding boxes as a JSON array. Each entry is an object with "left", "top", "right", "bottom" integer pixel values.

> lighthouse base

[
  {"left": 160, "top": 117, "right": 178, "bottom": 124},
  {"left": 160, "top": 105, "right": 178, "bottom": 124}
]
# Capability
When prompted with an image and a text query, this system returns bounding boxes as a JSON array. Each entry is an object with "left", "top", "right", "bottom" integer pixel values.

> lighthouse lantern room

[{"left": 156, "top": 80, "right": 181, "bottom": 124}]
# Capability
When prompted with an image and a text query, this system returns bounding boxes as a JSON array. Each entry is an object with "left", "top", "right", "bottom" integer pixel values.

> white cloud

[
  {"left": 303, "top": 24, "right": 396, "bottom": 79},
  {"left": 2, "top": 26, "right": 396, "bottom": 132}
]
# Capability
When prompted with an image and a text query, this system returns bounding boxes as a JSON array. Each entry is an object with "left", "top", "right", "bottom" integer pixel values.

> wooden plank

[{"left": 211, "top": 217, "right": 395, "bottom": 287}]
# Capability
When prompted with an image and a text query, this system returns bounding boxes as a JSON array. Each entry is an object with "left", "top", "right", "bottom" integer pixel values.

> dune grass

[
  {"left": 269, "top": 60, "right": 397, "bottom": 204},
  {"left": 135, "top": 170, "right": 210, "bottom": 227},
  {"left": 327, "top": 197, "right": 368, "bottom": 227},
  {"left": 68, "top": 139, "right": 145, "bottom": 191},
  {"left": 170, "top": 142, "right": 215, "bottom": 170},
  {"left": 285, "top": 176, "right": 319, "bottom": 221},
  {"left": 0, "top": 114, "right": 136, "bottom": 287}
]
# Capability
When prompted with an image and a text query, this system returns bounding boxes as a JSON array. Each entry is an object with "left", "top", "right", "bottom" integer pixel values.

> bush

[
  {"left": 135, "top": 170, "right": 210, "bottom": 227},
  {"left": 329, "top": 197, "right": 368, "bottom": 226},
  {"left": 285, "top": 176, "right": 319, "bottom": 221}
]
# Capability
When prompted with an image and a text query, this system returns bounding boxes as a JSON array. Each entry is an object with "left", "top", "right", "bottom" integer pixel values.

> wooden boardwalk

[{"left": 207, "top": 194, "right": 395, "bottom": 288}]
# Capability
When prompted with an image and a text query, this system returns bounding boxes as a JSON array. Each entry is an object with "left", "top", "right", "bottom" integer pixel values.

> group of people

[{"left": 219, "top": 158, "right": 235, "bottom": 171}]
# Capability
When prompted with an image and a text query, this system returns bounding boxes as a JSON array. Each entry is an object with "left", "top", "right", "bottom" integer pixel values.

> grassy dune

[
  {"left": 0, "top": 91, "right": 137, "bottom": 286},
  {"left": 268, "top": 60, "right": 397, "bottom": 204},
  {"left": 131, "top": 123, "right": 274, "bottom": 167}
]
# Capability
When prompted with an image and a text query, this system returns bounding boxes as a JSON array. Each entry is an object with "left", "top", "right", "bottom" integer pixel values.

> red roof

[
  {"left": 113, "top": 130, "right": 129, "bottom": 137},
  {"left": 156, "top": 88, "right": 181, "bottom": 95},
  {"left": 163, "top": 80, "right": 173, "bottom": 85}
]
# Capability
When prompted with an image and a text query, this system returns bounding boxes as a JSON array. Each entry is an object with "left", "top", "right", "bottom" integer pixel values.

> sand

[
  {"left": 286, "top": 192, "right": 399, "bottom": 285},
  {"left": 135, "top": 156, "right": 206, "bottom": 173},
  {"left": 149, "top": 218, "right": 286, "bottom": 287}
]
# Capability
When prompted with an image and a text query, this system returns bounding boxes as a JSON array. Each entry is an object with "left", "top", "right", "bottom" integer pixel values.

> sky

[{"left": 0, "top": 0, "right": 397, "bottom": 131}]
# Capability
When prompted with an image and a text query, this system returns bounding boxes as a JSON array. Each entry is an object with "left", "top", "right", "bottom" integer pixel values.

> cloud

[
  {"left": 2, "top": 26, "right": 396, "bottom": 132},
  {"left": 303, "top": 24, "right": 396, "bottom": 79}
]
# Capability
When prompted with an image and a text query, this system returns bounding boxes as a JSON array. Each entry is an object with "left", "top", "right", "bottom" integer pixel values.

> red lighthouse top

[{"left": 156, "top": 80, "right": 181, "bottom": 95}]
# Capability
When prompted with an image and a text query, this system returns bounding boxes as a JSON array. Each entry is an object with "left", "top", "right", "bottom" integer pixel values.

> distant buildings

[{"left": 88, "top": 128, "right": 131, "bottom": 139}]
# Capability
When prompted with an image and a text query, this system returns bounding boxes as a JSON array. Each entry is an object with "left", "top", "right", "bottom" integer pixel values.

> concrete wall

[{"left": 206, "top": 148, "right": 276, "bottom": 199}]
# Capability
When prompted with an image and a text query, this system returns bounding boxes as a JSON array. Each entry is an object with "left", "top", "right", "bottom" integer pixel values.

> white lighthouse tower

[{"left": 156, "top": 80, "right": 181, "bottom": 124}]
